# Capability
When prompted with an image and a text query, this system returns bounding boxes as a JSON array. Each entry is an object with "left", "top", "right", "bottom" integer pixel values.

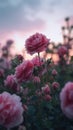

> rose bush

[{"left": 0, "top": 32, "right": 73, "bottom": 130}]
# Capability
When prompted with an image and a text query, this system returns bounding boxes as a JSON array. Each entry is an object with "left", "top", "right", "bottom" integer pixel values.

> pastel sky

[{"left": 0, "top": 0, "right": 73, "bottom": 52}]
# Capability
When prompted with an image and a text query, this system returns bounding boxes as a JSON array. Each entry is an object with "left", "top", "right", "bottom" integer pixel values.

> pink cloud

[{"left": 0, "top": 19, "right": 46, "bottom": 44}]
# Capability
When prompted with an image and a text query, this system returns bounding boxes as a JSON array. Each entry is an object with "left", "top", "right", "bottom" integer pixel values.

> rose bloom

[
  {"left": 25, "top": 33, "right": 49, "bottom": 55},
  {"left": 52, "top": 69, "right": 58, "bottom": 76},
  {"left": 60, "top": 82, "right": 73, "bottom": 119},
  {"left": 42, "top": 84, "right": 50, "bottom": 94},
  {"left": 0, "top": 92, "right": 24, "bottom": 128},
  {"left": 16, "top": 54, "right": 24, "bottom": 61},
  {"left": 44, "top": 94, "right": 51, "bottom": 101},
  {"left": 15, "top": 60, "right": 33, "bottom": 83},
  {"left": 4, "top": 74, "right": 19, "bottom": 92},
  {"left": 52, "top": 82, "right": 60, "bottom": 89},
  {"left": 58, "top": 46, "right": 67, "bottom": 57},
  {"left": 32, "top": 56, "right": 44, "bottom": 67}
]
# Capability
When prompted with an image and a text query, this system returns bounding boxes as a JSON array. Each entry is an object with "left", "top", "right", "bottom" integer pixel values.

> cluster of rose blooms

[{"left": 0, "top": 33, "right": 73, "bottom": 130}]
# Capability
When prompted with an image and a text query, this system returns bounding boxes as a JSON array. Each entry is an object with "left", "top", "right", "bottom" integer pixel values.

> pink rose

[
  {"left": 32, "top": 56, "right": 44, "bottom": 67},
  {"left": 15, "top": 60, "right": 33, "bottom": 83},
  {"left": 0, "top": 92, "right": 24, "bottom": 128},
  {"left": 25, "top": 33, "right": 49, "bottom": 55},
  {"left": 42, "top": 84, "right": 50, "bottom": 94},
  {"left": 60, "top": 82, "right": 73, "bottom": 119},
  {"left": 58, "top": 46, "right": 67, "bottom": 57},
  {"left": 52, "top": 69, "right": 58, "bottom": 76},
  {"left": 4, "top": 74, "right": 19, "bottom": 92},
  {"left": 44, "top": 94, "right": 51, "bottom": 101},
  {"left": 16, "top": 54, "right": 24, "bottom": 61},
  {"left": 52, "top": 82, "right": 60, "bottom": 89}
]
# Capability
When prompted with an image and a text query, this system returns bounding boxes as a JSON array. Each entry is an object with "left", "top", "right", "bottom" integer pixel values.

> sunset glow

[
  {"left": 12, "top": 33, "right": 25, "bottom": 52},
  {"left": 0, "top": 0, "right": 73, "bottom": 55}
]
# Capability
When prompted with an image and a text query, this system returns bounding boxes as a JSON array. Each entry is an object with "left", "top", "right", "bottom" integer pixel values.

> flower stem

[{"left": 38, "top": 52, "right": 40, "bottom": 65}]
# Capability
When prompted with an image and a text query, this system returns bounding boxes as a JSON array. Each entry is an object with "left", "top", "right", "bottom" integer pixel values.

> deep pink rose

[
  {"left": 58, "top": 46, "right": 67, "bottom": 57},
  {"left": 16, "top": 54, "right": 24, "bottom": 61},
  {"left": 25, "top": 33, "right": 49, "bottom": 55},
  {"left": 52, "top": 82, "right": 60, "bottom": 89},
  {"left": 4, "top": 74, "right": 19, "bottom": 92},
  {"left": 15, "top": 60, "right": 33, "bottom": 83},
  {"left": 32, "top": 56, "right": 44, "bottom": 67},
  {"left": 60, "top": 82, "right": 73, "bottom": 119},
  {"left": 0, "top": 92, "right": 24, "bottom": 128}
]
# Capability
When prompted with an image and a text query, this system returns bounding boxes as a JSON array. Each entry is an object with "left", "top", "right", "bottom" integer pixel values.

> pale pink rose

[
  {"left": 4, "top": 74, "right": 19, "bottom": 92},
  {"left": 60, "top": 82, "right": 73, "bottom": 119},
  {"left": 33, "top": 76, "right": 41, "bottom": 83},
  {"left": 25, "top": 33, "right": 49, "bottom": 55},
  {"left": 32, "top": 56, "right": 44, "bottom": 67},
  {"left": 42, "top": 84, "right": 50, "bottom": 94},
  {"left": 58, "top": 46, "right": 67, "bottom": 57},
  {"left": 52, "top": 69, "right": 58, "bottom": 76},
  {"left": 15, "top": 60, "right": 34, "bottom": 83},
  {"left": 0, "top": 92, "right": 24, "bottom": 128},
  {"left": 52, "top": 82, "right": 60, "bottom": 89}
]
